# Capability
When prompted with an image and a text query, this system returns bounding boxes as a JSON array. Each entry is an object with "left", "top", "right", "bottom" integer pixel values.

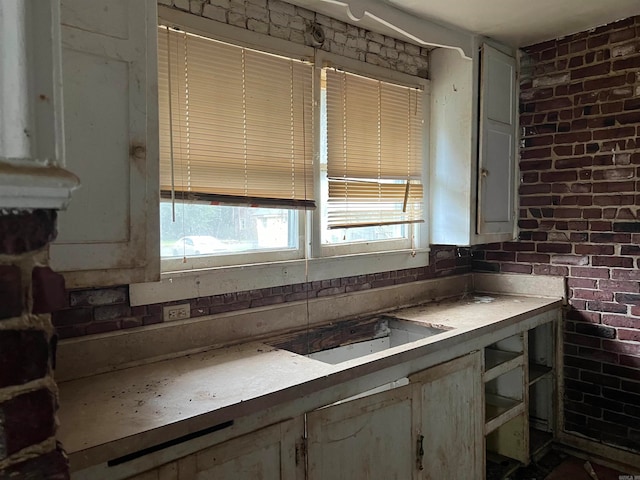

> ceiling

[{"left": 384, "top": 0, "right": 640, "bottom": 47}]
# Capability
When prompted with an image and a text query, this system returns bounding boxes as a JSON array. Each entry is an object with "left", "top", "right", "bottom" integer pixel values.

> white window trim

[
  {"left": 313, "top": 50, "right": 430, "bottom": 258},
  {"left": 130, "top": 6, "right": 431, "bottom": 306}
]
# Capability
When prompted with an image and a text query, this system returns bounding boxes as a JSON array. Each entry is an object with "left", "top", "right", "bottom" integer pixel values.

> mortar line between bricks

[
  {"left": 0, "top": 437, "right": 58, "bottom": 472},
  {"left": 0, "top": 376, "right": 57, "bottom": 403}
]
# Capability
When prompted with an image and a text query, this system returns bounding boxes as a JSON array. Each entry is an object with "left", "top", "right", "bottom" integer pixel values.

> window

[
  {"left": 156, "top": 17, "right": 428, "bottom": 277},
  {"left": 158, "top": 26, "right": 313, "bottom": 268},
  {"left": 320, "top": 68, "right": 424, "bottom": 254}
]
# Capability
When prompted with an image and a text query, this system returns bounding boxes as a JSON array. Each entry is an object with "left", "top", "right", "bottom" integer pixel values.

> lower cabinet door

[
  {"left": 127, "top": 417, "right": 305, "bottom": 480},
  {"left": 410, "top": 351, "right": 484, "bottom": 480},
  {"left": 191, "top": 418, "right": 305, "bottom": 479},
  {"left": 307, "top": 384, "right": 419, "bottom": 480}
]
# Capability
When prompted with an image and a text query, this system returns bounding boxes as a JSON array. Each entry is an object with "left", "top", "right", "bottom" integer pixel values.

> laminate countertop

[{"left": 57, "top": 292, "right": 563, "bottom": 472}]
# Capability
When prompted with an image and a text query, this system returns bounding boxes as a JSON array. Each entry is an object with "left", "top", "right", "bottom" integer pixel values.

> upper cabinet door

[
  {"left": 51, "top": 0, "right": 159, "bottom": 288},
  {"left": 477, "top": 43, "right": 517, "bottom": 236}
]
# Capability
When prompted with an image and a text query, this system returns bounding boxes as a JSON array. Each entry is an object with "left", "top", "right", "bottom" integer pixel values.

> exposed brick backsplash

[
  {"left": 474, "top": 16, "right": 640, "bottom": 452},
  {"left": 0, "top": 210, "right": 69, "bottom": 478},
  {"left": 53, "top": 246, "right": 471, "bottom": 339}
]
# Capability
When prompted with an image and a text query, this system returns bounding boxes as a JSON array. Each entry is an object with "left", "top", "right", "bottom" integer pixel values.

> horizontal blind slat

[{"left": 158, "top": 26, "right": 314, "bottom": 205}]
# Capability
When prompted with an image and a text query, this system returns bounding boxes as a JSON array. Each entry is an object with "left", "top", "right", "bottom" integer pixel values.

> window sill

[{"left": 129, "top": 248, "right": 430, "bottom": 306}]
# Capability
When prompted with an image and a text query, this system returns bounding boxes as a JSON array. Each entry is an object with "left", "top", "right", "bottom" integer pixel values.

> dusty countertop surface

[{"left": 57, "top": 293, "right": 562, "bottom": 470}]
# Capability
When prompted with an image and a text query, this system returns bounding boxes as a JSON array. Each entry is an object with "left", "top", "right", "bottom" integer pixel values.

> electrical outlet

[{"left": 163, "top": 303, "right": 191, "bottom": 322}]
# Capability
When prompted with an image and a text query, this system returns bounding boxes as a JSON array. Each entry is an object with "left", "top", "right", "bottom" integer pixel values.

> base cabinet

[
  {"left": 412, "top": 351, "right": 484, "bottom": 479},
  {"left": 127, "top": 418, "right": 305, "bottom": 480},
  {"left": 307, "top": 384, "right": 417, "bottom": 480},
  {"left": 307, "top": 351, "right": 483, "bottom": 480}
]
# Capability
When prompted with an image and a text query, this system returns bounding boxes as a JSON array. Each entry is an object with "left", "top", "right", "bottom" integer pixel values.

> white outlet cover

[{"left": 163, "top": 303, "right": 191, "bottom": 322}]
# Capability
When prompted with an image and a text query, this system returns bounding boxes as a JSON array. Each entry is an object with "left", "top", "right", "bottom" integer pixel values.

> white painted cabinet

[
  {"left": 411, "top": 351, "right": 484, "bottom": 479},
  {"left": 430, "top": 41, "right": 518, "bottom": 246},
  {"left": 127, "top": 418, "right": 305, "bottom": 480},
  {"left": 50, "top": 0, "right": 159, "bottom": 288},
  {"left": 307, "top": 352, "right": 483, "bottom": 480},
  {"left": 307, "top": 384, "right": 418, "bottom": 479}
]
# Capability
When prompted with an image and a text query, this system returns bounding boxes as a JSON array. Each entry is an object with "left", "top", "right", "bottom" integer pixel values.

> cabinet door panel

[
  {"left": 307, "top": 385, "right": 417, "bottom": 480},
  {"left": 411, "top": 352, "right": 483, "bottom": 480},
  {"left": 193, "top": 418, "right": 304, "bottom": 479},
  {"left": 51, "top": 0, "right": 159, "bottom": 287},
  {"left": 477, "top": 44, "right": 517, "bottom": 236}
]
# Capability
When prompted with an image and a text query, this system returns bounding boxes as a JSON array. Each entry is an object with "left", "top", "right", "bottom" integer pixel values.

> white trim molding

[
  {"left": 285, "top": 0, "right": 475, "bottom": 58},
  {"left": 0, "top": 1, "right": 79, "bottom": 210}
]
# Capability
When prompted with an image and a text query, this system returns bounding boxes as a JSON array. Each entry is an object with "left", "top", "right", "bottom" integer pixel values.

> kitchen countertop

[{"left": 57, "top": 292, "right": 563, "bottom": 472}]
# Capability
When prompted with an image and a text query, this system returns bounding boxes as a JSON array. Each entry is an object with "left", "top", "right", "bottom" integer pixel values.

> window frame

[
  {"left": 312, "top": 51, "right": 429, "bottom": 258},
  {"left": 133, "top": 6, "right": 431, "bottom": 304}
]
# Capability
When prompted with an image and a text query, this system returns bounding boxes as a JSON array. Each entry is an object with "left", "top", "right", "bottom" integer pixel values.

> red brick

[
  {"left": 51, "top": 308, "right": 93, "bottom": 327},
  {"left": 553, "top": 145, "right": 573, "bottom": 156},
  {"left": 520, "top": 197, "right": 553, "bottom": 207},
  {"left": 554, "top": 208, "right": 582, "bottom": 218},
  {"left": 573, "top": 289, "right": 613, "bottom": 301},
  {"left": 32, "top": 267, "right": 66, "bottom": 314},
  {"left": 613, "top": 55, "right": 640, "bottom": 70},
  {"left": 578, "top": 346, "right": 619, "bottom": 364},
  {"left": 533, "top": 265, "right": 569, "bottom": 276},
  {"left": 602, "top": 339, "right": 640, "bottom": 355},
  {"left": 571, "top": 62, "right": 611, "bottom": 79},
  {"left": 519, "top": 184, "right": 551, "bottom": 195},
  {"left": 524, "top": 135, "right": 554, "bottom": 147},
  {"left": 2, "top": 389, "right": 56, "bottom": 455},
  {"left": 612, "top": 269, "right": 640, "bottom": 280},
  {"left": 590, "top": 232, "right": 631, "bottom": 242},
  {"left": 593, "top": 181, "right": 635, "bottom": 193},
  {"left": 541, "top": 171, "right": 578, "bottom": 182},
  {"left": 0, "top": 330, "right": 49, "bottom": 388},
  {"left": 575, "top": 245, "right": 614, "bottom": 256},
  {"left": 571, "top": 267, "right": 610, "bottom": 279},
  {"left": 0, "top": 265, "right": 23, "bottom": 319},
  {"left": 582, "top": 208, "right": 603, "bottom": 219},
  {"left": 0, "top": 210, "right": 57, "bottom": 255},
  {"left": 603, "top": 361, "right": 640, "bottom": 381},
  {"left": 570, "top": 232, "right": 589, "bottom": 242},
  {"left": 1, "top": 448, "right": 68, "bottom": 480},
  {"left": 599, "top": 280, "right": 640, "bottom": 293},
  {"left": 592, "top": 256, "right": 634, "bottom": 268},
  {"left": 94, "top": 304, "right": 131, "bottom": 322},
  {"left": 568, "top": 277, "right": 598, "bottom": 288},
  {"left": 568, "top": 55, "right": 584, "bottom": 68},
  {"left": 583, "top": 75, "right": 626, "bottom": 91},
  {"left": 485, "top": 251, "right": 516, "bottom": 262},
  {"left": 502, "top": 242, "right": 536, "bottom": 251},
  {"left": 602, "top": 314, "right": 639, "bottom": 328},
  {"left": 517, "top": 253, "right": 550, "bottom": 263},
  {"left": 593, "top": 126, "right": 636, "bottom": 140},
  {"left": 85, "top": 320, "right": 120, "bottom": 335},
  {"left": 560, "top": 196, "right": 592, "bottom": 207},
  {"left": 587, "top": 301, "right": 627, "bottom": 314},
  {"left": 554, "top": 132, "right": 592, "bottom": 144},
  {"left": 500, "top": 263, "right": 532, "bottom": 274},
  {"left": 521, "top": 147, "right": 552, "bottom": 160},
  {"left": 593, "top": 168, "right": 635, "bottom": 180},
  {"left": 537, "top": 243, "right": 572, "bottom": 253},
  {"left": 601, "top": 101, "right": 624, "bottom": 114},
  {"left": 555, "top": 157, "right": 593, "bottom": 169},
  {"left": 552, "top": 184, "right": 570, "bottom": 193}
]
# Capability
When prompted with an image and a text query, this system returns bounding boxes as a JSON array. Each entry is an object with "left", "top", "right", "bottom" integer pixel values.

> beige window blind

[
  {"left": 158, "top": 26, "right": 314, "bottom": 209},
  {"left": 325, "top": 68, "right": 424, "bottom": 228}
]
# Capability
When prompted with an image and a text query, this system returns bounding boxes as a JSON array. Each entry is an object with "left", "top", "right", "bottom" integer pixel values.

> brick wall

[
  {"left": 162, "top": 0, "right": 430, "bottom": 77},
  {"left": 474, "top": 17, "right": 640, "bottom": 452},
  {"left": 0, "top": 211, "right": 69, "bottom": 478},
  {"left": 51, "top": 0, "right": 458, "bottom": 339},
  {"left": 54, "top": 246, "right": 470, "bottom": 338}
]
